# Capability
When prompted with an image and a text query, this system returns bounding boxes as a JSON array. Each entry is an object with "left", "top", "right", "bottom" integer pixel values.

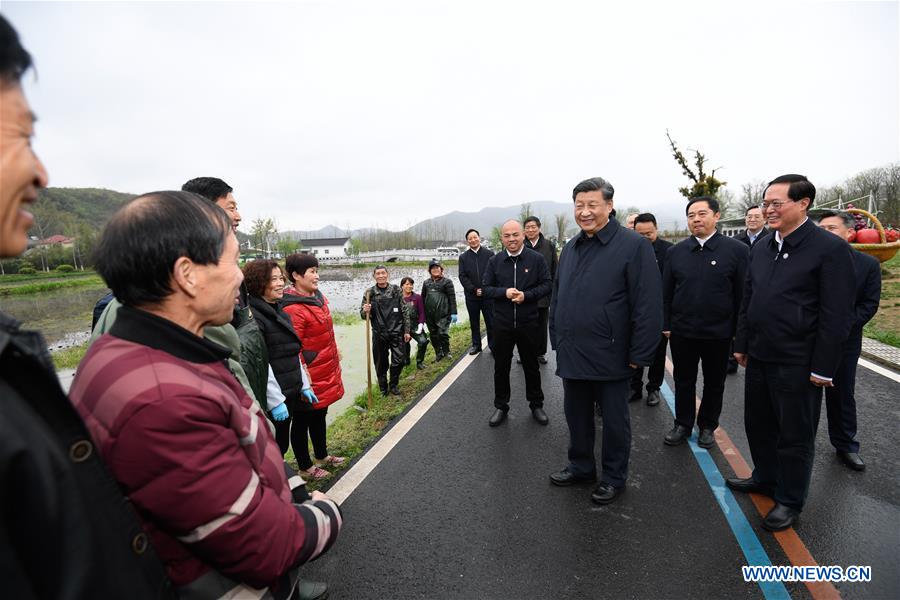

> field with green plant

[{"left": 0, "top": 270, "right": 103, "bottom": 296}]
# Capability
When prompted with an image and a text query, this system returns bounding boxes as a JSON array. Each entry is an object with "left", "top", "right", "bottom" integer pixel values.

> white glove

[{"left": 416, "top": 323, "right": 424, "bottom": 335}]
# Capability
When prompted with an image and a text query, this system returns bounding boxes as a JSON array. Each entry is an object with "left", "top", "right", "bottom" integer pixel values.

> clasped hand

[{"left": 505, "top": 288, "right": 525, "bottom": 304}]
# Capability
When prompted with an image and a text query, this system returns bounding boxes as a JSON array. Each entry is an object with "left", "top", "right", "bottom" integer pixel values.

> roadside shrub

[
  {"left": 56, "top": 264, "right": 75, "bottom": 273},
  {"left": 18, "top": 267, "right": 36, "bottom": 275}
]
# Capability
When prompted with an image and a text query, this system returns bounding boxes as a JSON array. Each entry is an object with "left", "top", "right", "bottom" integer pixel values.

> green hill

[{"left": 29, "top": 187, "right": 136, "bottom": 238}]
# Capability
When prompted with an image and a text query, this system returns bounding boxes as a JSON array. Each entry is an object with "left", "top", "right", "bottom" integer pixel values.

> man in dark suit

[
  {"left": 818, "top": 211, "right": 881, "bottom": 471},
  {"left": 734, "top": 205, "right": 769, "bottom": 247},
  {"left": 549, "top": 177, "right": 662, "bottom": 505},
  {"left": 483, "top": 220, "right": 552, "bottom": 427},
  {"left": 523, "top": 216, "right": 558, "bottom": 365},
  {"left": 631, "top": 213, "right": 672, "bottom": 406},
  {"left": 458, "top": 228, "right": 495, "bottom": 355},
  {"left": 731, "top": 174, "right": 856, "bottom": 532},
  {"left": 662, "top": 198, "right": 749, "bottom": 448}
]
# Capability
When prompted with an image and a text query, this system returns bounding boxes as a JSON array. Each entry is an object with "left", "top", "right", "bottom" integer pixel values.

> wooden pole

[{"left": 365, "top": 290, "right": 373, "bottom": 409}]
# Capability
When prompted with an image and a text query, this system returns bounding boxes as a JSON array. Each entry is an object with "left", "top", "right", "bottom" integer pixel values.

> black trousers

[
  {"left": 465, "top": 296, "right": 494, "bottom": 350},
  {"left": 563, "top": 378, "right": 631, "bottom": 487},
  {"left": 745, "top": 358, "right": 822, "bottom": 512},
  {"left": 426, "top": 315, "right": 451, "bottom": 357},
  {"left": 403, "top": 331, "right": 430, "bottom": 366},
  {"left": 492, "top": 323, "right": 543, "bottom": 409},
  {"left": 275, "top": 407, "right": 329, "bottom": 470},
  {"left": 536, "top": 306, "right": 549, "bottom": 356},
  {"left": 373, "top": 334, "right": 404, "bottom": 389},
  {"left": 824, "top": 350, "right": 861, "bottom": 453},
  {"left": 669, "top": 335, "right": 730, "bottom": 430},
  {"left": 631, "top": 334, "right": 669, "bottom": 393}
]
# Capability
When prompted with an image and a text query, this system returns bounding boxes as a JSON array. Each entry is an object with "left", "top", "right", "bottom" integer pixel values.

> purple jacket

[{"left": 402, "top": 292, "right": 426, "bottom": 324}]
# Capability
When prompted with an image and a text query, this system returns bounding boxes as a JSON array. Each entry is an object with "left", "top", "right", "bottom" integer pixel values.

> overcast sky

[{"left": 5, "top": 0, "right": 898, "bottom": 232}]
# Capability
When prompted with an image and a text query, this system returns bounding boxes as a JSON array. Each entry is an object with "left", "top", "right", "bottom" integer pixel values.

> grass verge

[
  {"left": 285, "top": 321, "right": 474, "bottom": 490},
  {"left": 865, "top": 252, "right": 900, "bottom": 349},
  {"left": 0, "top": 275, "right": 105, "bottom": 296},
  {"left": 52, "top": 340, "right": 90, "bottom": 371}
]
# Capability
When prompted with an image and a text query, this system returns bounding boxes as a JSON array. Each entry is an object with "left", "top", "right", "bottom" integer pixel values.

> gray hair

[{"left": 572, "top": 177, "right": 615, "bottom": 202}]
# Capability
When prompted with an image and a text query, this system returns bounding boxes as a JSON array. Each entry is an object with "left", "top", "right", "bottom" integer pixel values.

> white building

[{"left": 300, "top": 237, "right": 351, "bottom": 261}]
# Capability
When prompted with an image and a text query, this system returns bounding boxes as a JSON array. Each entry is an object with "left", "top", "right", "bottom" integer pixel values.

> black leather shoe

[
  {"left": 469, "top": 347, "right": 482, "bottom": 355},
  {"left": 628, "top": 390, "right": 642, "bottom": 403},
  {"left": 538, "top": 355, "right": 548, "bottom": 364},
  {"left": 296, "top": 579, "right": 329, "bottom": 600},
  {"left": 390, "top": 385, "right": 401, "bottom": 396},
  {"left": 725, "top": 476, "right": 774, "bottom": 497},
  {"left": 697, "top": 428, "right": 715, "bottom": 449},
  {"left": 664, "top": 424, "right": 691, "bottom": 446},
  {"left": 646, "top": 390, "right": 661, "bottom": 406},
  {"left": 590, "top": 482, "right": 623, "bottom": 505},
  {"left": 488, "top": 409, "right": 507, "bottom": 427},
  {"left": 531, "top": 407, "right": 549, "bottom": 425},
  {"left": 549, "top": 468, "right": 596, "bottom": 486},
  {"left": 762, "top": 503, "right": 799, "bottom": 532},
  {"left": 837, "top": 450, "right": 866, "bottom": 471}
]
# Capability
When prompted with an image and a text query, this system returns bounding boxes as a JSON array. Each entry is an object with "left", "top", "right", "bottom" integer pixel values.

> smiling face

[
  {"left": 215, "top": 192, "right": 242, "bottom": 231},
  {"left": 573, "top": 190, "right": 612, "bottom": 236},
  {"left": 524, "top": 220, "right": 540, "bottom": 242},
  {"left": 763, "top": 183, "right": 809, "bottom": 234},
  {"left": 0, "top": 82, "right": 49, "bottom": 257},
  {"left": 466, "top": 230, "right": 481, "bottom": 249},
  {"left": 745, "top": 206, "right": 764, "bottom": 234},
  {"left": 687, "top": 200, "right": 720, "bottom": 239},
  {"left": 293, "top": 266, "right": 319, "bottom": 294},
  {"left": 501, "top": 220, "right": 524, "bottom": 254},
  {"left": 374, "top": 267, "right": 389, "bottom": 287},
  {"left": 402, "top": 280, "right": 413, "bottom": 295},
  {"left": 262, "top": 265, "right": 285, "bottom": 302}
]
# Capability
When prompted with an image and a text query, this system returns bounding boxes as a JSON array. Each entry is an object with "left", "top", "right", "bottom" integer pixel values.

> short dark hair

[
  {"left": 243, "top": 260, "right": 281, "bottom": 298},
  {"left": 524, "top": 216, "right": 541, "bottom": 228},
  {"left": 284, "top": 253, "right": 319, "bottom": 283},
  {"left": 0, "top": 16, "right": 32, "bottom": 85},
  {"left": 182, "top": 177, "right": 233, "bottom": 203},
  {"left": 818, "top": 210, "right": 855, "bottom": 230},
  {"left": 572, "top": 177, "right": 615, "bottom": 202},
  {"left": 634, "top": 213, "right": 657, "bottom": 228},
  {"left": 373, "top": 265, "right": 388, "bottom": 274},
  {"left": 400, "top": 276, "right": 414, "bottom": 286},
  {"left": 685, "top": 196, "right": 720, "bottom": 215},
  {"left": 745, "top": 205, "right": 763, "bottom": 215},
  {"left": 465, "top": 228, "right": 480, "bottom": 239},
  {"left": 94, "top": 191, "right": 231, "bottom": 307},
  {"left": 765, "top": 174, "right": 816, "bottom": 208}
]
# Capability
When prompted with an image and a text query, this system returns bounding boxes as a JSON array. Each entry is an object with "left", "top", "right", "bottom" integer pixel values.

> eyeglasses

[{"left": 759, "top": 200, "right": 795, "bottom": 211}]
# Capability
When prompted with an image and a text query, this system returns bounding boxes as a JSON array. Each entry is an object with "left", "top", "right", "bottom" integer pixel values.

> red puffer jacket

[{"left": 281, "top": 290, "right": 344, "bottom": 407}]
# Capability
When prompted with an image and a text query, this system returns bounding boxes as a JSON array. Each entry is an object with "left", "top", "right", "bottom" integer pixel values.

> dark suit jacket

[
  {"left": 458, "top": 246, "right": 494, "bottom": 298},
  {"left": 846, "top": 249, "right": 881, "bottom": 352},
  {"left": 651, "top": 237, "right": 673, "bottom": 275},
  {"left": 482, "top": 247, "right": 551, "bottom": 329},
  {"left": 550, "top": 219, "right": 662, "bottom": 381},
  {"left": 734, "top": 228, "right": 770, "bottom": 247},
  {"left": 663, "top": 233, "right": 749, "bottom": 339},
  {"left": 734, "top": 218, "right": 856, "bottom": 377},
  {"left": 525, "top": 234, "right": 558, "bottom": 308}
]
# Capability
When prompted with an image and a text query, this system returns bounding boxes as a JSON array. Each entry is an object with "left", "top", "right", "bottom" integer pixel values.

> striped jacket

[{"left": 69, "top": 306, "right": 342, "bottom": 597}]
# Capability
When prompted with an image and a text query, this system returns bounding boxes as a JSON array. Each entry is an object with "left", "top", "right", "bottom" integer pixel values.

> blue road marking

[{"left": 660, "top": 382, "right": 791, "bottom": 600}]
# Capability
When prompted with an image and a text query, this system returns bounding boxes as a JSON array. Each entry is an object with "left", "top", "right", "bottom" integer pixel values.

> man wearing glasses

[
  {"left": 735, "top": 205, "right": 769, "bottom": 247},
  {"left": 730, "top": 174, "right": 855, "bottom": 531}
]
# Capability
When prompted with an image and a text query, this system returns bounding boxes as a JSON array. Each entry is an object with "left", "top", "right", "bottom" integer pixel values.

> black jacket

[
  {"left": 550, "top": 219, "right": 663, "bottom": 381},
  {"left": 458, "top": 246, "right": 494, "bottom": 298},
  {"left": 734, "top": 219, "right": 856, "bottom": 377},
  {"left": 421, "top": 276, "right": 457, "bottom": 318},
  {"left": 525, "top": 234, "right": 559, "bottom": 308},
  {"left": 360, "top": 283, "right": 411, "bottom": 339},
  {"left": 650, "top": 237, "right": 673, "bottom": 275},
  {"left": 734, "top": 228, "right": 770, "bottom": 247},
  {"left": 846, "top": 249, "right": 881, "bottom": 351},
  {"left": 483, "top": 246, "right": 552, "bottom": 329},
  {"left": 663, "top": 233, "right": 749, "bottom": 339},
  {"left": 0, "top": 311, "right": 174, "bottom": 600},
  {"left": 249, "top": 295, "right": 305, "bottom": 410}
]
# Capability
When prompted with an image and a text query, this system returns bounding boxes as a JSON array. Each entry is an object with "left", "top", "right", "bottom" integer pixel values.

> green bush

[
  {"left": 56, "top": 264, "right": 75, "bottom": 273},
  {"left": 18, "top": 267, "right": 36, "bottom": 275}
]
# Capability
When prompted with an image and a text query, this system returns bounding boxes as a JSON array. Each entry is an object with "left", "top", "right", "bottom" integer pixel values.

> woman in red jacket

[{"left": 281, "top": 254, "right": 346, "bottom": 479}]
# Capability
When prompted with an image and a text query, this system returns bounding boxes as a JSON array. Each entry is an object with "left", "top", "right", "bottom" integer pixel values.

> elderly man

[
  {"left": 0, "top": 16, "right": 175, "bottom": 598},
  {"left": 625, "top": 212, "right": 639, "bottom": 229},
  {"left": 817, "top": 211, "right": 881, "bottom": 471},
  {"left": 458, "top": 228, "right": 495, "bottom": 354},
  {"left": 630, "top": 213, "right": 673, "bottom": 406},
  {"left": 361, "top": 265, "right": 411, "bottom": 395},
  {"left": 523, "top": 216, "right": 558, "bottom": 365},
  {"left": 731, "top": 175, "right": 855, "bottom": 531},
  {"left": 735, "top": 205, "right": 768, "bottom": 247},
  {"left": 483, "top": 219, "right": 552, "bottom": 426},
  {"left": 70, "top": 192, "right": 342, "bottom": 598},
  {"left": 549, "top": 178, "right": 662, "bottom": 505},
  {"left": 662, "top": 197, "right": 749, "bottom": 447}
]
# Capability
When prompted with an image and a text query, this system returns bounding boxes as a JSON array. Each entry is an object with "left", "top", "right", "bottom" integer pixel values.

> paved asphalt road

[{"left": 306, "top": 349, "right": 899, "bottom": 599}]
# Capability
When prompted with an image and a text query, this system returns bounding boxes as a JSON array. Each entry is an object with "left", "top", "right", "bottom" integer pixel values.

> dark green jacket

[
  {"left": 421, "top": 276, "right": 457, "bottom": 319},
  {"left": 360, "top": 284, "right": 411, "bottom": 339}
]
